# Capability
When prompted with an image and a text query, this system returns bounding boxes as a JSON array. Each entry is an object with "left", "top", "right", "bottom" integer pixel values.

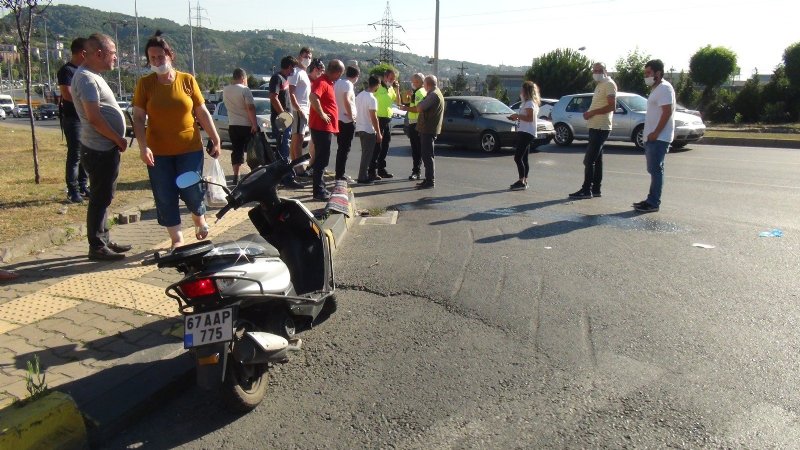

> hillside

[{"left": 0, "top": 4, "right": 526, "bottom": 81}]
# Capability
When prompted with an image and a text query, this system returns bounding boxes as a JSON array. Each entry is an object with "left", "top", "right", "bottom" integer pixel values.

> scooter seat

[{"left": 214, "top": 234, "right": 281, "bottom": 258}]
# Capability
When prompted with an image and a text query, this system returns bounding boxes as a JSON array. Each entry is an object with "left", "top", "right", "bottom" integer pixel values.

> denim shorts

[{"left": 147, "top": 150, "right": 206, "bottom": 227}]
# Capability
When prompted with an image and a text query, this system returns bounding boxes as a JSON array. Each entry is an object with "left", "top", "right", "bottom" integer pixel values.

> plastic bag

[
  {"left": 202, "top": 158, "right": 228, "bottom": 207},
  {"left": 246, "top": 133, "right": 270, "bottom": 170}
]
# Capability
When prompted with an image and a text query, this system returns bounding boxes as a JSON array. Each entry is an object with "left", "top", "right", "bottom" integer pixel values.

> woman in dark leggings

[{"left": 507, "top": 81, "right": 540, "bottom": 190}]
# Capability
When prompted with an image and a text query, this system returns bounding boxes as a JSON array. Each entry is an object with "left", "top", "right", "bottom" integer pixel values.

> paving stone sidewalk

[{"left": 0, "top": 184, "right": 332, "bottom": 437}]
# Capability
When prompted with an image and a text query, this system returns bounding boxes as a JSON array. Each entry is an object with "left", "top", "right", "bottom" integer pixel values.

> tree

[
  {"left": 674, "top": 71, "right": 698, "bottom": 107},
  {"left": 733, "top": 73, "right": 762, "bottom": 123},
  {"left": 0, "top": 0, "right": 52, "bottom": 184},
  {"left": 246, "top": 74, "right": 259, "bottom": 89},
  {"left": 447, "top": 73, "right": 468, "bottom": 95},
  {"left": 689, "top": 45, "right": 737, "bottom": 108},
  {"left": 368, "top": 62, "right": 398, "bottom": 79},
  {"left": 783, "top": 42, "right": 800, "bottom": 88},
  {"left": 614, "top": 48, "right": 650, "bottom": 96},
  {"left": 525, "top": 48, "right": 592, "bottom": 98}
]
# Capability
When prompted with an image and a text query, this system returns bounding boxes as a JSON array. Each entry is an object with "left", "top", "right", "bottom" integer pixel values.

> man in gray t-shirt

[{"left": 72, "top": 33, "right": 131, "bottom": 261}]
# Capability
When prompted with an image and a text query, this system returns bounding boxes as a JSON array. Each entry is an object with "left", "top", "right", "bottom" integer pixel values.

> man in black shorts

[{"left": 222, "top": 68, "right": 258, "bottom": 185}]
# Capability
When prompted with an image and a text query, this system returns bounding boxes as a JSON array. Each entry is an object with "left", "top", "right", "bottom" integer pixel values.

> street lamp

[
  {"left": 103, "top": 18, "right": 128, "bottom": 98},
  {"left": 433, "top": 0, "right": 439, "bottom": 79}
]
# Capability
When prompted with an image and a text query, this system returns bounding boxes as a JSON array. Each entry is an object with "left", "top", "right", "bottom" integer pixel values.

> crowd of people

[{"left": 50, "top": 30, "right": 675, "bottom": 263}]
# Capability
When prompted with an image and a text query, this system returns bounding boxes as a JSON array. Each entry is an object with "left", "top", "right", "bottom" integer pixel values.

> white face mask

[
  {"left": 593, "top": 73, "right": 606, "bottom": 82},
  {"left": 301, "top": 57, "right": 312, "bottom": 68},
  {"left": 151, "top": 62, "right": 171, "bottom": 75},
  {"left": 644, "top": 76, "right": 655, "bottom": 87}
]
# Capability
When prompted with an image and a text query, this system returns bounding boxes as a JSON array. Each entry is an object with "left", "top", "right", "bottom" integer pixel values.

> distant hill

[{"left": 0, "top": 4, "right": 526, "bottom": 82}]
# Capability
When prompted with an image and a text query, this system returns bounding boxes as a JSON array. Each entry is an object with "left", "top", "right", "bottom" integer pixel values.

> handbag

[
  {"left": 245, "top": 132, "right": 271, "bottom": 170},
  {"left": 202, "top": 158, "right": 228, "bottom": 207}
]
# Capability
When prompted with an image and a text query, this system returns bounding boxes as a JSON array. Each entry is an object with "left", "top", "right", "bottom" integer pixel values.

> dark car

[
  {"left": 34, "top": 103, "right": 59, "bottom": 120},
  {"left": 439, "top": 96, "right": 555, "bottom": 153}
]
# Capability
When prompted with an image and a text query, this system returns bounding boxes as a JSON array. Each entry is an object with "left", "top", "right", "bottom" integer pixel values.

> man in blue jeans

[
  {"left": 269, "top": 56, "right": 303, "bottom": 188},
  {"left": 634, "top": 59, "right": 675, "bottom": 213},
  {"left": 57, "top": 37, "right": 89, "bottom": 203},
  {"left": 569, "top": 62, "right": 616, "bottom": 199}
]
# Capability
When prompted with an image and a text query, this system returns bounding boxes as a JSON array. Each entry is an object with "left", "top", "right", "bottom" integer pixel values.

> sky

[{"left": 43, "top": 0, "right": 797, "bottom": 78}]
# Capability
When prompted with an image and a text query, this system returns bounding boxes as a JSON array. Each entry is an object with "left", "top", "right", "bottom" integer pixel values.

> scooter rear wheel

[{"left": 222, "top": 361, "right": 269, "bottom": 412}]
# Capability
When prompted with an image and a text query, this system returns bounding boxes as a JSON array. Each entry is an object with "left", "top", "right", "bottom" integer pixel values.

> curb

[
  {"left": 2, "top": 190, "right": 359, "bottom": 448},
  {"left": 701, "top": 136, "right": 800, "bottom": 149},
  {"left": 0, "top": 391, "right": 87, "bottom": 450}
]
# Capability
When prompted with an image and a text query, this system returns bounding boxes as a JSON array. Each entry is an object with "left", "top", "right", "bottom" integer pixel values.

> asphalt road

[
  {"left": 1, "top": 115, "right": 62, "bottom": 129},
  {"left": 104, "top": 137, "right": 800, "bottom": 448}
]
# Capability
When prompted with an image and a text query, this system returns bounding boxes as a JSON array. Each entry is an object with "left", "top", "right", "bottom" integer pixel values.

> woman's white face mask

[{"left": 151, "top": 62, "right": 172, "bottom": 75}]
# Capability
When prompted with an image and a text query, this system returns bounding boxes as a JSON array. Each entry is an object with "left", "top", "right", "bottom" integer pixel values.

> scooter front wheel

[{"left": 222, "top": 361, "right": 269, "bottom": 412}]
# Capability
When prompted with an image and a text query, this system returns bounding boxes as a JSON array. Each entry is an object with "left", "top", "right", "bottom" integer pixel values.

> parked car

[
  {"left": 0, "top": 94, "right": 14, "bottom": 115},
  {"left": 117, "top": 101, "right": 131, "bottom": 111},
  {"left": 390, "top": 107, "right": 406, "bottom": 134},
  {"left": 212, "top": 97, "right": 310, "bottom": 147},
  {"left": 438, "top": 96, "right": 555, "bottom": 153},
  {"left": 510, "top": 98, "right": 559, "bottom": 121},
  {"left": 676, "top": 103, "right": 702, "bottom": 118},
  {"left": 551, "top": 92, "right": 706, "bottom": 150},
  {"left": 250, "top": 89, "right": 269, "bottom": 99},
  {"left": 12, "top": 104, "right": 30, "bottom": 118},
  {"left": 34, "top": 103, "right": 59, "bottom": 120}
]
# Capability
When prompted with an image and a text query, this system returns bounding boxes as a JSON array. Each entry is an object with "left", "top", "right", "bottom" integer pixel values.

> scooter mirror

[{"left": 176, "top": 172, "right": 202, "bottom": 189}]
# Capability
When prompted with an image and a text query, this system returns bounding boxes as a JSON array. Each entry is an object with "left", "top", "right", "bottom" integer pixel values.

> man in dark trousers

[
  {"left": 268, "top": 56, "right": 303, "bottom": 188},
  {"left": 72, "top": 34, "right": 131, "bottom": 261},
  {"left": 308, "top": 59, "right": 344, "bottom": 201},
  {"left": 57, "top": 37, "right": 88, "bottom": 203},
  {"left": 400, "top": 75, "right": 444, "bottom": 189}
]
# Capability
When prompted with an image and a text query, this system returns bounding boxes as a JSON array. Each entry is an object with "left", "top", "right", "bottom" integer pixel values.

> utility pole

[
  {"left": 103, "top": 17, "right": 127, "bottom": 98},
  {"left": 188, "top": 0, "right": 195, "bottom": 75},
  {"left": 433, "top": 0, "right": 439, "bottom": 78},
  {"left": 134, "top": 0, "right": 140, "bottom": 67},
  {"left": 189, "top": 1, "right": 210, "bottom": 74},
  {"left": 364, "top": 2, "right": 409, "bottom": 66},
  {"left": 457, "top": 62, "right": 467, "bottom": 77},
  {"left": 43, "top": 17, "right": 51, "bottom": 92}
]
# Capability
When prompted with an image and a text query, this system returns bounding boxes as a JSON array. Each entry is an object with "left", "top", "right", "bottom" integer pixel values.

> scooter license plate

[{"left": 184, "top": 308, "right": 234, "bottom": 349}]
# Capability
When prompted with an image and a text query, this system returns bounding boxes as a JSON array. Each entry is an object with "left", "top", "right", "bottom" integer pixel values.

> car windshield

[
  {"left": 254, "top": 100, "right": 271, "bottom": 116},
  {"left": 0, "top": 99, "right": 11, "bottom": 105},
  {"left": 619, "top": 95, "right": 647, "bottom": 112},
  {"left": 472, "top": 99, "right": 514, "bottom": 115}
]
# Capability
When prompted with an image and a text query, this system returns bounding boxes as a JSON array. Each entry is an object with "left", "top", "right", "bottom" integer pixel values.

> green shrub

[{"left": 761, "top": 102, "right": 791, "bottom": 123}]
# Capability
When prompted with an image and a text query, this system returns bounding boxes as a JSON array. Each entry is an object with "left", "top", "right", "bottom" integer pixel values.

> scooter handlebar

[{"left": 288, "top": 153, "right": 311, "bottom": 168}]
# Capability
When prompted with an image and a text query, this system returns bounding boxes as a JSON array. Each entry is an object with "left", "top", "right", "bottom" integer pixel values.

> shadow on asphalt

[
  {"left": 430, "top": 198, "right": 573, "bottom": 226},
  {"left": 475, "top": 210, "right": 642, "bottom": 243}
]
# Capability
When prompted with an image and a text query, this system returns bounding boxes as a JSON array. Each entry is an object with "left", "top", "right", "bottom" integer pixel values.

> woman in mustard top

[{"left": 133, "top": 31, "right": 221, "bottom": 250}]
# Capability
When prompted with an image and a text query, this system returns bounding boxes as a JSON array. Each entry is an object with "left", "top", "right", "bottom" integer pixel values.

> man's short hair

[
  {"left": 327, "top": 59, "right": 345, "bottom": 75},
  {"left": 299, "top": 46, "right": 312, "bottom": 56},
  {"left": 384, "top": 69, "right": 396, "bottom": 77},
  {"left": 70, "top": 37, "right": 87, "bottom": 54},
  {"left": 345, "top": 66, "right": 359, "bottom": 79},
  {"left": 367, "top": 75, "right": 380, "bottom": 88},
  {"left": 280, "top": 56, "right": 297, "bottom": 70},
  {"left": 593, "top": 62, "right": 607, "bottom": 73},
  {"left": 232, "top": 68, "right": 246, "bottom": 80},
  {"left": 412, "top": 73, "right": 424, "bottom": 83},
  {"left": 85, "top": 33, "right": 114, "bottom": 52},
  {"left": 645, "top": 59, "right": 665, "bottom": 74},
  {"left": 424, "top": 75, "right": 438, "bottom": 87}
]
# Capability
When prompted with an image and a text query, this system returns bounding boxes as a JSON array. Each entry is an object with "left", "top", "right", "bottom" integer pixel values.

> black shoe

[
  {"left": 67, "top": 190, "right": 84, "bottom": 204},
  {"left": 634, "top": 202, "right": 659, "bottom": 213},
  {"left": 416, "top": 180, "right": 434, "bottom": 189},
  {"left": 335, "top": 175, "right": 355, "bottom": 183},
  {"left": 632, "top": 200, "right": 648, "bottom": 208},
  {"left": 356, "top": 178, "right": 374, "bottom": 185},
  {"left": 378, "top": 169, "right": 394, "bottom": 179},
  {"left": 509, "top": 180, "right": 527, "bottom": 191},
  {"left": 591, "top": 191, "right": 602, "bottom": 198},
  {"left": 88, "top": 247, "right": 126, "bottom": 261},
  {"left": 568, "top": 190, "right": 592, "bottom": 199},
  {"left": 282, "top": 179, "right": 305, "bottom": 189},
  {"left": 107, "top": 242, "right": 132, "bottom": 253},
  {"left": 368, "top": 173, "right": 382, "bottom": 181},
  {"left": 408, "top": 172, "right": 420, "bottom": 181},
  {"left": 231, "top": 175, "right": 240, "bottom": 186},
  {"left": 79, "top": 186, "right": 91, "bottom": 198},
  {"left": 313, "top": 191, "right": 331, "bottom": 202}
]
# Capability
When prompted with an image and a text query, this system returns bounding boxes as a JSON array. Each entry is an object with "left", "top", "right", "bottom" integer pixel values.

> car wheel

[
  {"left": 554, "top": 123, "right": 573, "bottom": 146},
  {"left": 480, "top": 131, "right": 499, "bottom": 153},
  {"left": 671, "top": 142, "right": 688, "bottom": 149},
  {"left": 633, "top": 125, "right": 645, "bottom": 150}
]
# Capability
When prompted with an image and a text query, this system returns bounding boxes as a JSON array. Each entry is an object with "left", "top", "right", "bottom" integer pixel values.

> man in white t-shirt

[
  {"left": 634, "top": 59, "right": 675, "bottom": 213},
  {"left": 222, "top": 68, "right": 258, "bottom": 185},
  {"left": 354, "top": 75, "right": 383, "bottom": 183},
  {"left": 569, "top": 62, "right": 617, "bottom": 199},
  {"left": 334, "top": 64, "right": 359, "bottom": 182},
  {"left": 289, "top": 46, "right": 313, "bottom": 161}
]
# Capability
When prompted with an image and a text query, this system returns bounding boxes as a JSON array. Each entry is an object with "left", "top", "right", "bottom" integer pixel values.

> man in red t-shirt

[{"left": 309, "top": 59, "right": 345, "bottom": 201}]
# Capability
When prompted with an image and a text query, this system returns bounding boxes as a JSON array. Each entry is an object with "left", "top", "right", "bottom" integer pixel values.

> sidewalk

[{"left": 0, "top": 185, "right": 353, "bottom": 445}]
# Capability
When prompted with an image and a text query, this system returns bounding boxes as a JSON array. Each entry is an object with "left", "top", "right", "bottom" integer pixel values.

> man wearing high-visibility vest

[
  {"left": 405, "top": 73, "right": 426, "bottom": 180},
  {"left": 369, "top": 69, "right": 398, "bottom": 180}
]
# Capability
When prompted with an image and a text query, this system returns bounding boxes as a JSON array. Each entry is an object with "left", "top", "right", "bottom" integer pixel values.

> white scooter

[{"left": 144, "top": 154, "right": 335, "bottom": 411}]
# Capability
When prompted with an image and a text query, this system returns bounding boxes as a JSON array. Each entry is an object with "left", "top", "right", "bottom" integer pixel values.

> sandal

[{"left": 195, "top": 224, "right": 210, "bottom": 241}]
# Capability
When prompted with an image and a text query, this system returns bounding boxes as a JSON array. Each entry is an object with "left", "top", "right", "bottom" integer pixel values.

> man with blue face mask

[
  {"left": 633, "top": 59, "right": 675, "bottom": 213},
  {"left": 569, "top": 62, "right": 617, "bottom": 200}
]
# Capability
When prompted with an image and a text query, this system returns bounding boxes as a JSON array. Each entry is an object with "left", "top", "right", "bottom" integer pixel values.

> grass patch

[
  {"left": 0, "top": 124, "right": 153, "bottom": 243},
  {"left": 368, "top": 207, "right": 387, "bottom": 217},
  {"left": 705, "top": 130, "right": 800, "bottom": 141}
]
